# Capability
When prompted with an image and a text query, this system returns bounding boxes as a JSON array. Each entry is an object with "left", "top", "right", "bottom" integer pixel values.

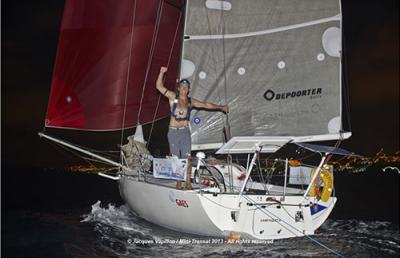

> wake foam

[{"left": 81, "top": 201, "right": 152, "bottom": 236}]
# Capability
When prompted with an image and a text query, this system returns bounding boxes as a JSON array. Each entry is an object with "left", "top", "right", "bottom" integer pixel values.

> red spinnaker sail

[{"left": 45, "top": 0, "right": 183, "bottom": 130}]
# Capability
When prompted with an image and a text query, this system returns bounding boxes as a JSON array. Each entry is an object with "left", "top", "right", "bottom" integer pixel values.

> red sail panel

[{"left": 45, "top": 0, "right": 183, "bottom": 130}]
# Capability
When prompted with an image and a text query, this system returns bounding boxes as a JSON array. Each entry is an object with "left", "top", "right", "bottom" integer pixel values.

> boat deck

[
  {"left": 143, "top": 175, "right": 201, "bottom": 190},
  {"left": 124, "top": 172, "right": 305, "bottom": 196}
]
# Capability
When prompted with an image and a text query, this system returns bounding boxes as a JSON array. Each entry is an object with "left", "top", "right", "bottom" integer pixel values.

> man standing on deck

[{"left": 156, "top": 66, "right": 229, "bottom": 189}]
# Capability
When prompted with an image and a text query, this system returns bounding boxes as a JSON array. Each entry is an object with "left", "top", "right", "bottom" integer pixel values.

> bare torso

[
  {"left": 169, "top": 97, "right": 190, "bottom": 127},
  {"left": 156, "top": 67, "right": 228, "bottom": 128}
]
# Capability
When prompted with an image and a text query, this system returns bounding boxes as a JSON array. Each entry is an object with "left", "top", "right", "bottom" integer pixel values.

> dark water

[{"left": 2, "top": 167, "right": 399, "bottom": 257}]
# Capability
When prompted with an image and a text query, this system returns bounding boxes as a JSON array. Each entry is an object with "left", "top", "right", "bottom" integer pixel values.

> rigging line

[
  {"left": 341, "top": 28, "right": 352, "bottom": 132},
  {"left": 166, "top": 12, "right": 182, "bottom": 69},
  {"left": 227, "top": 154, "right": 234, "bottom": 192},
  {"left": 201, "top": 195, "right": 240, "bottom": 211},
  {"left": 48, "top": 140, "right": 116, "bottom": 169},
  {"left": 137, "top": 0, "right": 164, "bottom": 124},
  {"left": 260, "top": 141, "right": 293, "bottom": 165},
  {"left": 282, "top": 205, "right": 296, "bottom": 221},
  {"left": 147, "top": 95, "right": 162, "bottom": 149},
  {"left": 256, "top": 156, "right": 268, "bottom": 191},
  {"left": 241, "top": 195, "right": 346, "bottom": 258},
  {"left": 264, "top": 160, "right": 277, "bottom": 184},
  {"left": 43, "top": 134, "right": 117, "bottom": 159},
  {"left": 147, "top": 12, "right": 182, "bottom": 148},
  {"left": 331, "top": 151, "right": 358, "bottom": 165},
  {"left": 76, "top": 148, "right": 120, "bottom": 159},
  {"left": 78, "top": 154, "right": 122, "bottom": 167},
  {"left": 120, "top": 0, "right": 137, "bottom": 148},
  {"left": 296, "top": 151, "right": 320, "bottom": 162},
  {"left": 48, "top": 137, "right": 119, "bottom": 160},
  {"left": 204, "top": 6, "right": 223, "bottom": 103},
  {"left": 216, "top": 5, "right": 225, "bottom": 108},
  {"left": 264, "top": 142, "right": 320, "bottom": 163},
  {"left": 43, "top": 139, "right": 79, "bottom": 161},
  {"left": 220, "top": 2, "right": 228, "bottom": 108},
  {"left": 202, "top": 3, "right": 230, "bottom": 140},
  {"left": 219, "top": 2, "right": 232, "bottom": 144},
  {"left": 325, "top": 139, "right": 343, "bottom": 164},
  {"left": 92, "top": 150, "right": 120, "bottom": 153},
  {"left": 52, "top": 142, "right": 96, "bottom": 166},
  {"left": 79, "top": 156, "right": 98, "bottom": 170}
]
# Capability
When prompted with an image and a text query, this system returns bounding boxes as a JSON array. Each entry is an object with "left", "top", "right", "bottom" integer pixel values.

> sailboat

[{"left": 39, "top": 0, "right": 354, "bottom": 240}]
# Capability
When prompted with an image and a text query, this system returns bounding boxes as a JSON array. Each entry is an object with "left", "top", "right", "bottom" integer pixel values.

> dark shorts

[{"left": 167, "top": 126, "right": 191, "bottom": 158}]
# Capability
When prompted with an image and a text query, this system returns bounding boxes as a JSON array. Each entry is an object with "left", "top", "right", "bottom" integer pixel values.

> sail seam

[{"left": 186, "top": 14, "right": 341, "bottom": 40}]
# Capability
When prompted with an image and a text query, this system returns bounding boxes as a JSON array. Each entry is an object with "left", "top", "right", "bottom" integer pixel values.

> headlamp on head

[{"left": 179, "top": 79, "right": 191, "bottom": 87}]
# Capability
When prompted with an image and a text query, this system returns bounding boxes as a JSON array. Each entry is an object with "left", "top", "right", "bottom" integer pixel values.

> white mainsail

[{"left": 180, "top": 0, "right": 348, "bottom": 150}]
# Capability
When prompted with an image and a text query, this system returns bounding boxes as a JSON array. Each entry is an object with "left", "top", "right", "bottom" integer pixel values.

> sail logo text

[
  {"left": 264, "top": 88, "right": 322, "bottom": 101},
  {"left": 176, "top": 199, "right": 189, "bottom": 208}
]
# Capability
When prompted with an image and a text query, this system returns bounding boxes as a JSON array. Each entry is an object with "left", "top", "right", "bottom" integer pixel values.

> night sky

[{"left": 2, "top": 0, "right": 399, "bottom": 168}]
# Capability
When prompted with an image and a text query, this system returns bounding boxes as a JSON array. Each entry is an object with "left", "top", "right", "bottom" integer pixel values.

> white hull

[{"left": 119, "top": 175, "right": 336, "bottom": 240}]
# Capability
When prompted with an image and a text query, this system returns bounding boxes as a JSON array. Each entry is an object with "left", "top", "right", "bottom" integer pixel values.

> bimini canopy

[{"left": 215, "top": 132, "right": 351, "bottom": 154}]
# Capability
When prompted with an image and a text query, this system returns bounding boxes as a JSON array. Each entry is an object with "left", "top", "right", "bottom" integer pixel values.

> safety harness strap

[{"left": 171, "top": 97, "right": 192, "bottom": 121}]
